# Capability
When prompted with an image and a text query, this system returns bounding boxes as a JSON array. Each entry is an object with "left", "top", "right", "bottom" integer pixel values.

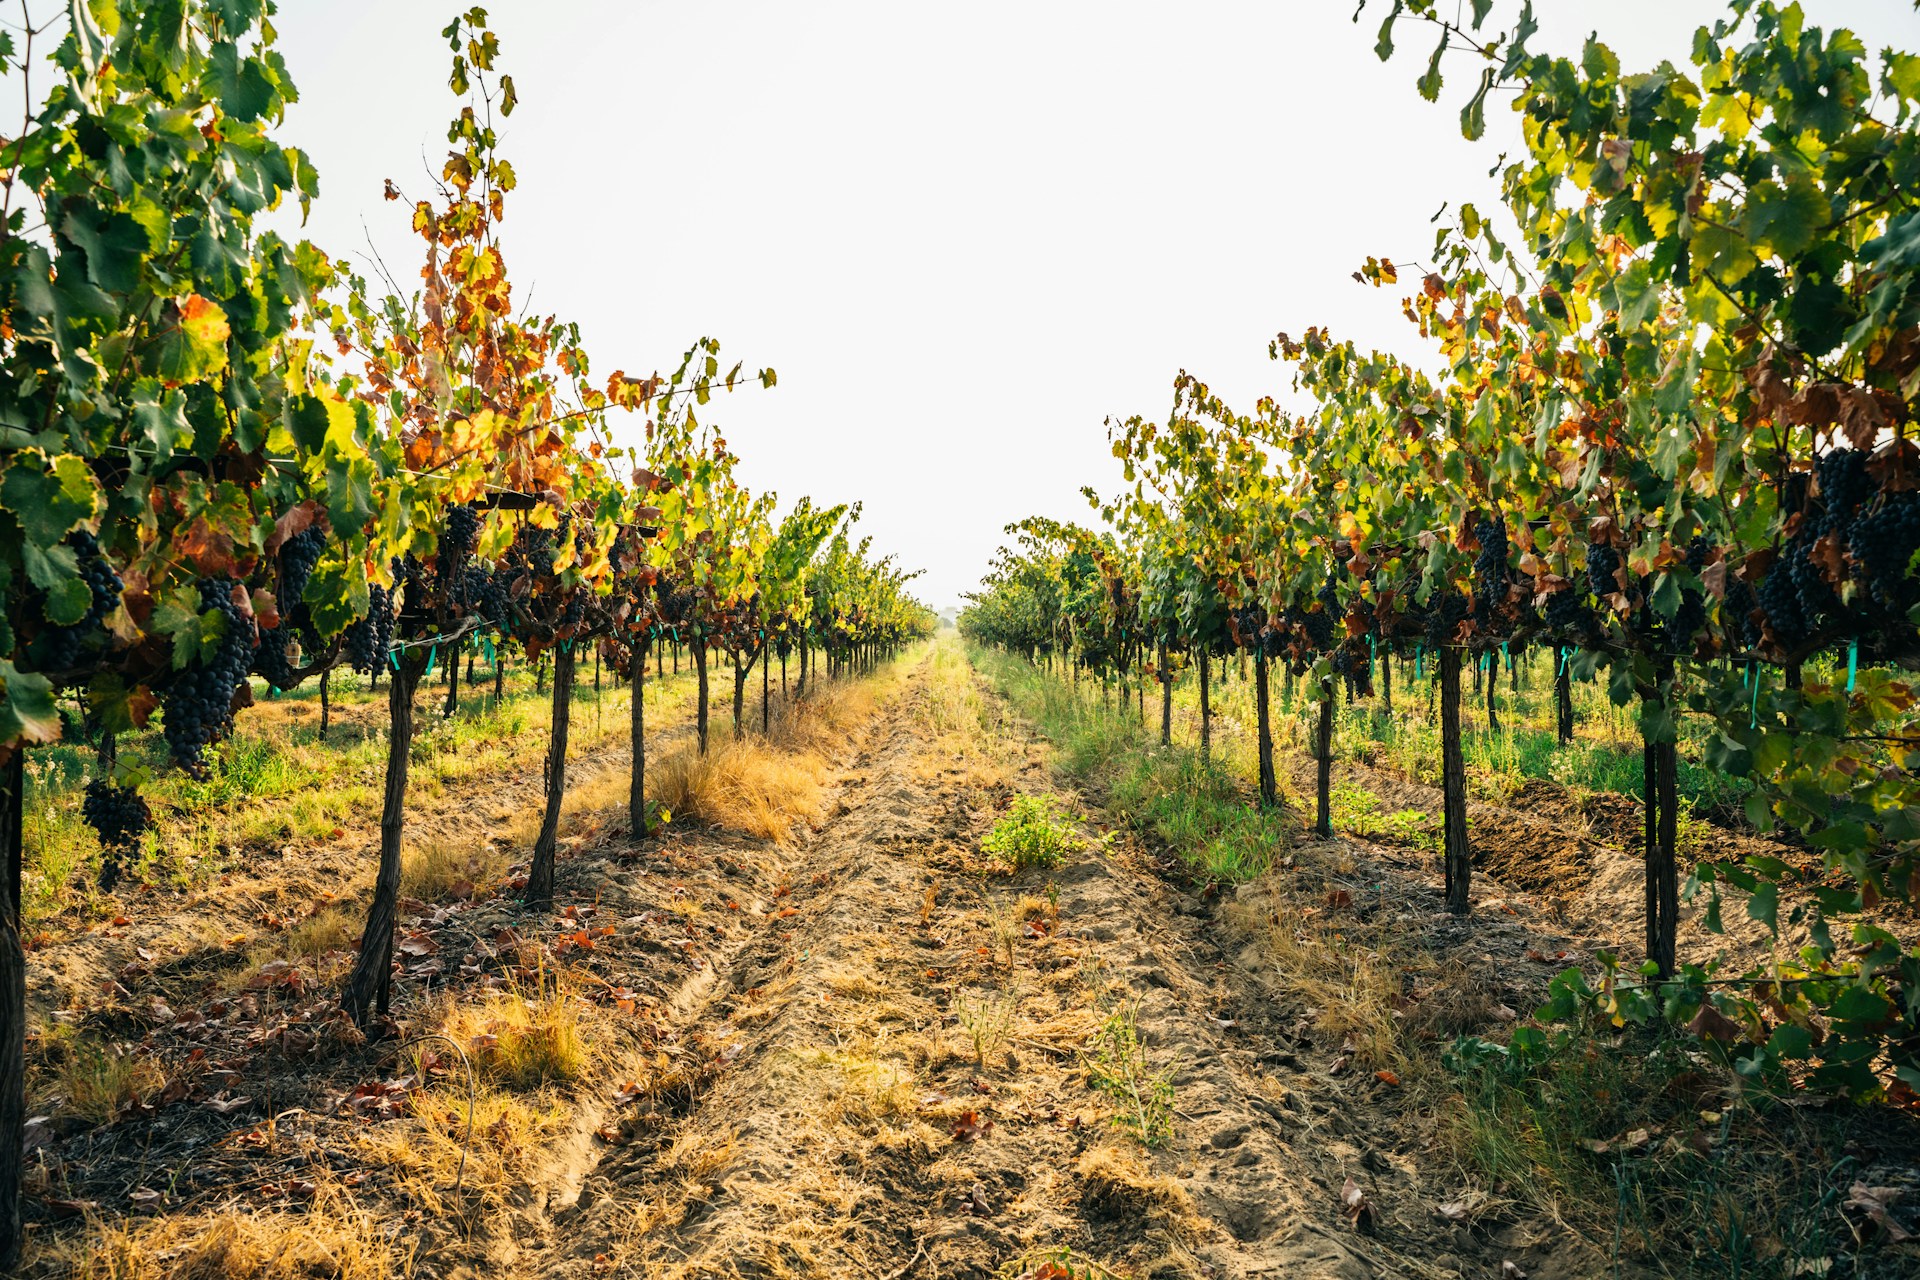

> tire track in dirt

[{"left": 539, "top": 648, "right": 1386, "bottom": 1280}]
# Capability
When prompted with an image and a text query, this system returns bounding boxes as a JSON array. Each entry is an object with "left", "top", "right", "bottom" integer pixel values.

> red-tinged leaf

[
  {"left": 1375, "top": 1070, "right": 1401, "bottom": 1087},
  {"left": 951, "top": 1109, "right": 993, "bottom": 1142}
]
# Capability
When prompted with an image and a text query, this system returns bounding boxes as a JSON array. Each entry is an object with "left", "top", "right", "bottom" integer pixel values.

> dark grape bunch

[
  {"left": 1851, "top": 492, "right": 1920, "bottom": 612},
  {"left": 345, "top": 585, "right": 396, "bottom": 673},
  {"left": 459, "top": 564, "right": 512, "bottom": 629},
  {"left": 255, "top": 526, "right": 328, "bottom": 690},
  {"left": 39, "top": 531, "right": 124, "bottom": 675},
  {"left": 160, "top": 578, "right": 255, "bottom": 775},
  {"left": 1471, "top": 516, "right": 1509, "bottom": 626},
  {"left": 1669, "top": 537, "right": 1709, "bottom": 643},
  {"left": 1544, "top": 582, "right": 1589, "bottom": 633},
  {"left": 1585, "top": 542, "right": 1622, "bottom": 602},
  {"left": 1722, "top": 576, "right": 1763, "bottom": 650},
  {"left": 1814, "top": 448, "right": 1872, "bottom": 538},
  {"left": 440, "top": 503, "right": 481, "bottom": 579},
  {"left": 83, "top": 778, "right": 150, "bottom": 888}
]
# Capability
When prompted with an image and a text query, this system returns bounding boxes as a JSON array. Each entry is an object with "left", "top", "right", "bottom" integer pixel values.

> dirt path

[{"left": 501, "top": 646, "right": 1424, "bottom": 1280}]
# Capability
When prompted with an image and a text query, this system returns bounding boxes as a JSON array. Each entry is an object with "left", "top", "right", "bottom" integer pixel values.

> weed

[
  {"left": 1083, "top": 999, "right": 1176, "bottom": 1148},
  {"left": 955, "top": 986, "right": 1019, "bottom": 1069},
  {"left": 981, "top": 793, "right": 1083, "bottom": 871}
]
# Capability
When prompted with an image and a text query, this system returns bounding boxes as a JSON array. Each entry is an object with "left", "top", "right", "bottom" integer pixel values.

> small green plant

[
  {"left": 982, "top": 792, "right": 1082, "bottom": 871},
  {"left": 1084, "top": 999, "right": 1176, "bottom": 1148},
  {"left": 956, "top": 986, "right": 1019, "bottom": 1068}
]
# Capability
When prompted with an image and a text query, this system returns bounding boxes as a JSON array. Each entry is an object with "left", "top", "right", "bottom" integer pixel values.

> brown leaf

[
  {"left": 950, "top": 1110, "right": 993, "bottom": 1142},
  {"left": 1844, "top": 1182, "right": 1912, "bottom": 1242},
  {"left": 177, "top": 518, "right": 240, "bottom": 577},
  {"left": 1341, "top": 1176, "right": 1377, "bottom": 1230},
  {"left": 1686, "top": 1003, "right": 1748, "bottom": 1044}
]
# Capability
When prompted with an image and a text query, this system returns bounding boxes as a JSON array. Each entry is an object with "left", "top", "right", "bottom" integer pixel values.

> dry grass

[
  {"left": 649, "top": 726, "right": 829, "bottom": 843},
  {"left": 24, "top": 1186, "right": 411, "bottom": 1279},
  {"left": 1074, "top": 1145, "right": 1207, "bottom": 1241},
  {"left": 909, "top": 644, "right": 1012, "bottom": 788},
  {"left": 352, "top": 1082, "right": 569, "bottom": 1216},
  {"left": 437, "top": 972, "right": 590, "bottom": 1089},
  {"left": 35, "top": 1031, "right": 166, "bottom": 1124},
  {"left": 399, "top": 837, "right": 508, "bottom": 902},
  {"left": 1223, "top": 858, "right": 1414, "bottom": 1074},
  {"left": 649, "top": 667, "right": 904, "bottom": 842}
]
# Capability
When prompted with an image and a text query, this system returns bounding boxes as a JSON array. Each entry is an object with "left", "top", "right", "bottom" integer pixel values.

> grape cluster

[
  {"left": 255, "top": 526, "right": 329, "bottom": 691},
  {"left": 1815, "top": 449, "right": 1872, "bottom": 536},
  {"left": 83, "top": 778, "right": 150, "bottom": 888},
  {"left": 1660, "top": 535, "right": 1710, "bottom": 644},
  {"left": 1585, "top": 543, "right": 1622, "bottom": 601},
  {"left": 1722, "top": 576, "right": 1763, "bottom": 650},
  {"left": 160, "top": 578, "right": 255, "bottom": 775},
  {"left": 1544, "top": 583, "right": 1589, "bottom": 633},
  {"left": 441, "top": 504, "right": 481, "bottom": 572},
  {"left": 280, "top": 527, "right": 325, "bottom": 618},
  {"left": 345, "top": 585, "right": 395, "bottom": 673},
  {"left": 459, "top": 564, "right": 512, "bottom": 629},
  {"left": 1851, "top": 493, "right": 1920, "bottom": 612},
  {"left": 39, "top": 532, "right": 124, "bottom": 674},
  {"left": 1472, "top": 517, "right": 1509, "bottom": 627}
]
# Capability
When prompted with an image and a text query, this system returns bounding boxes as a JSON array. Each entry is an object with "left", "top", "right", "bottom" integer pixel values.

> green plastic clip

[
  {"left": 1846, "top": 640, "right": 1858, "bottom": 693},
  {"left": 1749, "top": 663, "right": 1762, "bottom": 728}
]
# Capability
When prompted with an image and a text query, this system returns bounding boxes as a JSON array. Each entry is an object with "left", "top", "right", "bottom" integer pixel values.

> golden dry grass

[
  {"left": 352, "top": 1082, "right": 569, "bottom": 1217},
  {"left": 34, "top": 1031, "right": 166, "bottom": 1125},
  {"left": 648, "top": 664, "right": 907, "bottom": 842},
  {"left": 437, "top": 973, "right": 590, "bottom": 1089},
  {"left": 399, "top": 836, "right": 508, "bottom": 903},
  {"left": 25, "top": 1186, "right": 411, "bottom": 1280},
  {"left": 648, "top": 727, "right": 829, "bottom": 843},
  {"left": 1223, "top": 859, "right": 1413, "bottom": 1074}
]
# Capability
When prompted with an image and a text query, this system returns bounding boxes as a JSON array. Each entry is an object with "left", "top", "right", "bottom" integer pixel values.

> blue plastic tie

[
  {"left": 1501, "top": 641, "right": 1510, "bottom": 671},
  {"left": 424, "top": 645, "right": 437, "bottom": 676},
  {"left": 1749, "top": 664, "right": 1762, "bottom": 729},
  {"left": 1416, "top": 645, "right": 1424, "bottom": 680},
  {"left": 1846, "top": 640, "right": 1859, "bottom": 694},
  {"left": 1557, "top": 645, "right": 1567, "bottom": 677}
]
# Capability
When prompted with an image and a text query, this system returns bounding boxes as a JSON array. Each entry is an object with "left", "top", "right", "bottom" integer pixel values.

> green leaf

[
  {"left": 1460, "top": 67, "right": 1495, "bottom": 140},
  {"left": 1863, "top": 210, "right": 1920, "bottom": 270},
  {"left": 0, "top": 659, "right": 61, "bottom": 748},
  {"left": 43, "top": 577, "right": 92, "bottom": 626},
  {"left": 208, "top": 41, "right": 277, "bottom": 123},
  {"left": 60, "top": 204, "right": 155, "bottom": 294},
  {"left": 132, "top": 379, "right": 192, "bottom": 453},
  {"left": 1418, "top": 34, "right": 1447, "bottom": 102},
  {"left": 1746, "top": 881, "right": 1779, "bottom": 933},
  {"left": 2, "top": 452, "right": 101, "bottom": 546},
  {"left": 1767, "top": 1023, "right": 1813, "bottom": 1060},
  {"left": 1374, "top": 0, "right": 1404, "bottom": 61}
]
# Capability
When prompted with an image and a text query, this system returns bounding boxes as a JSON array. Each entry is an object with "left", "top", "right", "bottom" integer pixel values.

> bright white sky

[{"left": 65, "top": 3, "right": 1920, "bottom": 604}]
